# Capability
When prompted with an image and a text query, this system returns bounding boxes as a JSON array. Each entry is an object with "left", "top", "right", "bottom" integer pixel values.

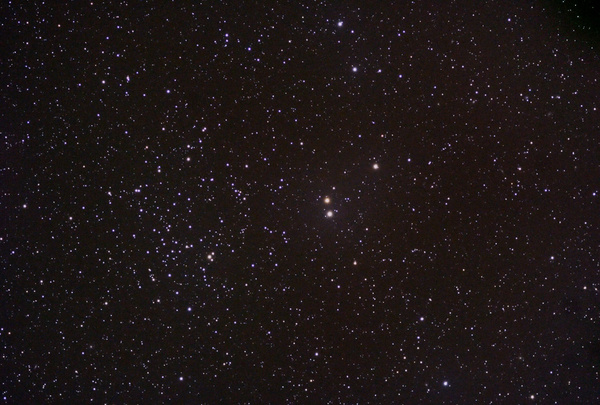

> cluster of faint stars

[{"left": 4, "top": 1, "right": 600, "bottom": 403}]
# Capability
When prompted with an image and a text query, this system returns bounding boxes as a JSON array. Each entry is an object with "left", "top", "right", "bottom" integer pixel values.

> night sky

[{"left": 2, "top": 1, "right": 600, "bottom": 403}]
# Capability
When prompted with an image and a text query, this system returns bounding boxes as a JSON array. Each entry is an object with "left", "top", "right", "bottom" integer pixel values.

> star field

[{"left": 2, "top": 1, "right": 600, "bottom": 403}]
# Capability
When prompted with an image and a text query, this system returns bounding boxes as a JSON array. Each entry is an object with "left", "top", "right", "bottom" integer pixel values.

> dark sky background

[{"left": 2, "top": 0, "right": 600, "bottom": 403}]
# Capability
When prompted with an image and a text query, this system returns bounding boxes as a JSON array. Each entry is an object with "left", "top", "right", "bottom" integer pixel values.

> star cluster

[{"left": 2, "top": 0, "right": 600, "bottom": 403}]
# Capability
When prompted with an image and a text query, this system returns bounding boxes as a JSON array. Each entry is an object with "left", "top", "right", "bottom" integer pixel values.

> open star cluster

[{"left": 2, "top": 1, "right": 600, "bottom": 403}]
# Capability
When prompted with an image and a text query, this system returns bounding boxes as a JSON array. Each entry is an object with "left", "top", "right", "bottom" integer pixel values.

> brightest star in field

[{"left": 326, "top": 210, "right": 334, "bottom": 218}]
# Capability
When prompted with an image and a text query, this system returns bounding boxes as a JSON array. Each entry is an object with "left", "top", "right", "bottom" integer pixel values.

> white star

[{"left": 326, "top": 211, "right": 334, "bottom": 218}]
